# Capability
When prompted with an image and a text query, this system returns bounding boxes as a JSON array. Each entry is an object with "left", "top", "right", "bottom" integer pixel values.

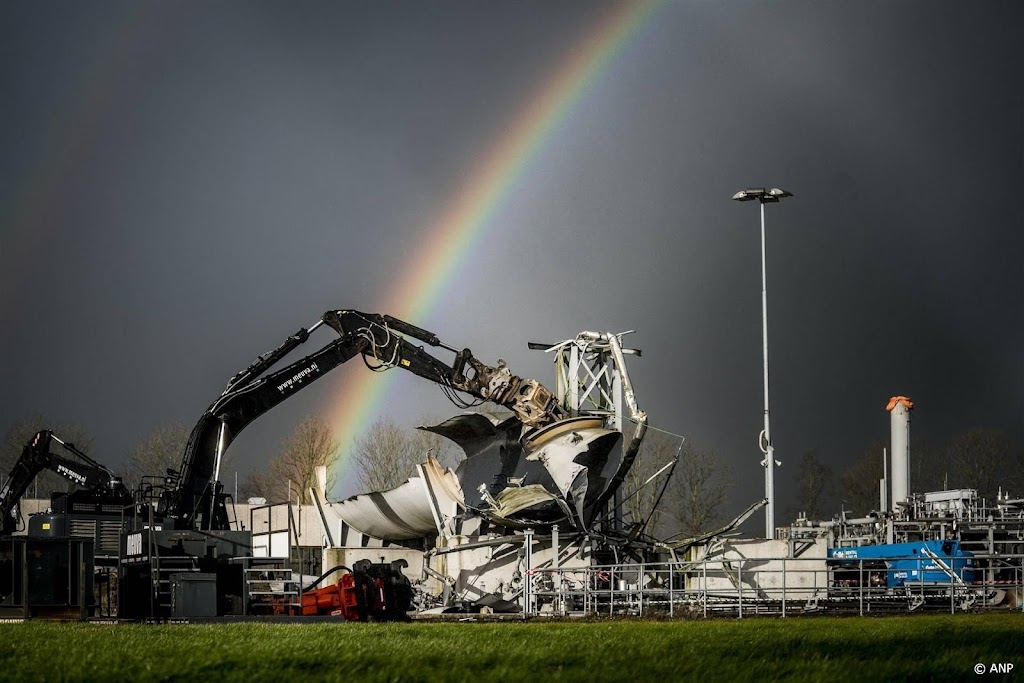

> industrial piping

[{"left": 887, "top": 396, "right": 913, "bottom": 511}]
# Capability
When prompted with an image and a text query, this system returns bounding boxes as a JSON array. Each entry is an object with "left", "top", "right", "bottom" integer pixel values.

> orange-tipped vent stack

[{"left": 886, "top": 396, "right": 914, "bottom": 412}]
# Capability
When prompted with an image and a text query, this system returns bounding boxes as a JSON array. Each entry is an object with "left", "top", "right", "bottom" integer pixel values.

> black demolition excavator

[
  {"left": 122, "top": 310, "right": 578, "bottom": 620},
  {"left": 158, "top": 310, "right": 568, "bottom": 533}
]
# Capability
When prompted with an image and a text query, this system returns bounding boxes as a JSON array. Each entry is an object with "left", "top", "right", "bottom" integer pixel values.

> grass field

[{"left": 0, "top": 613, "right": 1021, "bottom": 682}]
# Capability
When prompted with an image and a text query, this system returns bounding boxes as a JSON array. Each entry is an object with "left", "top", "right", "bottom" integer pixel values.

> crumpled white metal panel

[
  {"left": 329, "top": 456, "right": 463, "bottom": 541},
  {"left": 526, "top": 422, "right": 620, "bottom": 525}
]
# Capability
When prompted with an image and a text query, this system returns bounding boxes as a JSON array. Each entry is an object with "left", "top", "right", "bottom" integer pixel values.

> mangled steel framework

[{"left": 317, "top": 330, "right": 651, "bottom": 612}]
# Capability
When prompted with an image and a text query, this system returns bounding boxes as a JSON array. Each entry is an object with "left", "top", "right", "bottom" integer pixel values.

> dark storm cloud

[{"left": 1, "top": 1, "right": 1020, "bottom": 516}]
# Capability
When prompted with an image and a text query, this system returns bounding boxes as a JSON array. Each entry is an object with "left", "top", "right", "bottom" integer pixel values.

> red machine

[
  {"left": 293, "top": 560, "right": 413, "bottom": 621},
  {"left": 300, "top": 573, "right": 375, "bottom": 619}
]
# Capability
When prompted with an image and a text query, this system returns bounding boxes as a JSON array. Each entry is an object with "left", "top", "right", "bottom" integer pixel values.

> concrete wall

[{"left": 690, "top": 538, "right": 828, "bottom": 599}]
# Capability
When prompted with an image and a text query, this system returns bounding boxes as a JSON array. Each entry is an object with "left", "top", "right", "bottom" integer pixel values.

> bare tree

[
  {"left": 946, "top": 427, "right": 1013, "bottom": 501},
  {"left": 353, "top": 418, "right": 420, "bottom": 492},
  {"left": 796, "top": 449, "right": 832, "bottom": 519},
  {"left": 351, "top": 415, "right": 460, "bottom": 493},
  {"left": 909, "top": 435, "right": 947, "bottom": 494},
  {"left": 238, "top": 468, "right": 280, "bottom": 503},
  {"left": 266, "top": 415, "right": 339, "bottom": 504},
  {"left": 1, "top": 413, "right": 95, "bottom": 496},
  {"left": 411, "top": 415, "right": 459, "bottom": 469},
  {"left": 622, "top": 427, "right": 679, "bottom": 535},
  {"left": 839, "top": 440, "right": 885, "bottom": 516},
  {"left": 665, "top": 441, "right": 732, "bottom": 538},
  {"left": 839, "top": 429, "right": 1018, "bottom": 513},
  {"left": 122, "top": 422, "right": 191, "bottom": 489}
]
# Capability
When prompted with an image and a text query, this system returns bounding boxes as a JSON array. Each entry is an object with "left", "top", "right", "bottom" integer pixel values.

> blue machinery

[{"left": 828, "top": 540, "right": 976, "bottom": 588}]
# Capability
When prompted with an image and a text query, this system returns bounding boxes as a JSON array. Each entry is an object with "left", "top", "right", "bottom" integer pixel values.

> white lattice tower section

[{"left": 537, "top": 331, "right": 640, "bottom": 432}]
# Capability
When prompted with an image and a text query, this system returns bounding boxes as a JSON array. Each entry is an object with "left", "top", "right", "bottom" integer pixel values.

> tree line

[
  {"left": 1, "top": 410, "right": 733, "bottom": 538},
  {"left": 795, "top": 426, "right": 1023, "bottom": 519},
  {"left": 6, "top": 410, "right": 1015, "bottom": 535},
  {"left": 0, "top": 411, "right": 462, "bottom": 507}
]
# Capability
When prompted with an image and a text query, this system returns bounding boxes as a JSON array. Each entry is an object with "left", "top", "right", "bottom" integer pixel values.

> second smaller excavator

[
  {"left": 0, "top": 430, "right": 132, "bottom": 537},
  {"left": 0, "top": 430, "right": 133, "bottom": 615}
]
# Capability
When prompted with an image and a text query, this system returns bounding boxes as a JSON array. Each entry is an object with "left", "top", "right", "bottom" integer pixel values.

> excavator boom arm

[{"left": 167, "top": 309, "right": 564, "bottom": 531}]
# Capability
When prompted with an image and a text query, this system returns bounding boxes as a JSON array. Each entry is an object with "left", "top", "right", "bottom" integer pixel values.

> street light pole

[
  {"left": 758, "top": 199, "right": 773, "bottom": 539},
  {"left": 732, "top": 187, "right": 792, "bottom": 539}
]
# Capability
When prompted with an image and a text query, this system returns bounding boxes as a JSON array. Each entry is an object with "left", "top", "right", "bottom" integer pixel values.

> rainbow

[{"left": 328, "top": 0, "right": 664, "bottom": 494}]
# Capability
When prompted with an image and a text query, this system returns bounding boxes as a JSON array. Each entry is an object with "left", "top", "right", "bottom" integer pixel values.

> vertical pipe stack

[{"left": 887, "top": 396, "right": 914, "bottom": 510}]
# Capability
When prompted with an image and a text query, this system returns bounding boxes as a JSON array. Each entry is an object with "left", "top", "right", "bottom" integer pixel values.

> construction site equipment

[
  {"left": 295, "top": 560, "right": 413, "bottom": 620},
  {"left": 0, "top": 430, "right": 131, "bottom": 537},
  {"left": 0, "top": 430, "right": 131, "bottom": 617},
  {"left": 158, "top": 310, "right": 570, "bottom": 533},
  {"left": 827, "top": 540, "right": 976, "bottom": 588},
  {"left": 123, "top": 309, "right": 597, "bottom": 620}
]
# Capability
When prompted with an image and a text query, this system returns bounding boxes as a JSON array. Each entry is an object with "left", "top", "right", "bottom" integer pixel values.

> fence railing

[{"left": 521, "top": 554, "right": 1024, "bottom": 618}]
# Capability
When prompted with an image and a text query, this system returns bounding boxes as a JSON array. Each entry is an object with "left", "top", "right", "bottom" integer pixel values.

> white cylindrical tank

[{"left": 887, "top": 396, "right": 913, "bottom": 509}]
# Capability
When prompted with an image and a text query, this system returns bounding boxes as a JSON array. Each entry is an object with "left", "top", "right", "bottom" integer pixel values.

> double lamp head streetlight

[
  {"left": 732, "top": 187, "right": 793, "bottom": 203},
  {"left": 732, "top": 187, "right": 792, "bottom": 539}
]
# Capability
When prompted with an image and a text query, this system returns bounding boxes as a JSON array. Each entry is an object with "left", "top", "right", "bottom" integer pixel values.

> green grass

[{"left": 0, "top": 614, "right": 1021, "bottom": 682}]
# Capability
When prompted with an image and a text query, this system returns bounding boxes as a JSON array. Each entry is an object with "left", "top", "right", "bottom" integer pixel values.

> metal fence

[{"left": 521, "top": 554, "right": 1024, "bottom": 618}]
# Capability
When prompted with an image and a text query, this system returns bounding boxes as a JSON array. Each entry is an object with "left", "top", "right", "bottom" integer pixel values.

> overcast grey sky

[{"left": 1, "top": 1, "right": 1021, "bottom": 518}]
